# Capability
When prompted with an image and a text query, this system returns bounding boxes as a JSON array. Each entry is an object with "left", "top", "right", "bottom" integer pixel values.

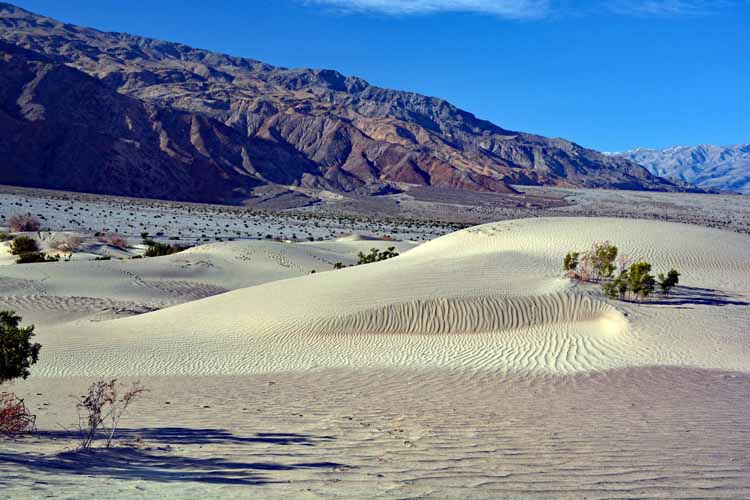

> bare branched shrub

[
  {"left": 7, "top": 214, "right": 41, "bottom": 233},
  {"left": 0, "top": 392, "right": 36, "bottom": 436},
  {"left": 49, "top": 235, "right": 83, "bottom": 253},
  {"left": 75, "top": 379, "right": 146, "bottom": 449},
  {"left": 98, "top": 233, "right": 128, "bottom": 249}
]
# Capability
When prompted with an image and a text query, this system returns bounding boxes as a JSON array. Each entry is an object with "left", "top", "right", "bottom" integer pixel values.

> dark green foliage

[
  {"left": 629, "top": 262, "right": 655, "bottom": 300},
  {"left": 0, "top": 233, "right": 12, "bottom": 242},
  {"left": 9, "top": 236, "right": 38, "bottom": 255},
  {"left": 658, "top": 269, "right": 681, "bottom": 294},
  {"left": 357, "top": 247, "right": 399, "bottom": 265},
  {"left": 563, "top": 251, "right": 579, "bottom": 271},
  {"left": 602, "top": 270, "right": 631, "bottom": 300},
  {"left": 333, "top": 262, "right": 346, "bottom": 270},
  {"left": 144, "top": 242, "right": 188, "bottom": 257},
  {"left": 0, "top": 311, "right": 41, "bottom": 384},
  {"left": 15, "top": 252, "right": 58, "bottom": 264},
  {"left": 602, "top": 281, "right": 618, "bottom": 299},
  {"left": 95, "top": 256, "right": 112, "bottom": 261}
]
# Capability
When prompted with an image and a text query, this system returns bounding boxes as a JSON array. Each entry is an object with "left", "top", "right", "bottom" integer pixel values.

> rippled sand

[{"left": 3, "top": 217, "right": 750, "bottom": 498}]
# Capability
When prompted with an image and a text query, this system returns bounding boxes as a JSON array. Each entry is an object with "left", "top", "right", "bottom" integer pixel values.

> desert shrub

[
  {"left": 0, "top": 233, "right": 12, "bottom": 242},
  {"left": 591, "top": 241, "right": 618, "bottom": 281},
  {"left": 98, "top": 233, "right": 128, "bottom": 249},
  {"left": 658, "top": 269, "right": 681, "bottom": 295},
  {"left": 563, "top": 251, "right": 579, "bottom": 272},
  {"left": 75, "top": 379, "right": 146, "bottom": 449},
  {"left": 144, "top": 241, "right": 188, "bottom": 257},
  {"left": 602, "top": 281, "right": 618, "bottom": 299},
  {"left": 0, "top": 311, "right": 41, "bottom": 384},
  {"left": 49, "top": 235, "right": 83, "bottom": 253},
  {"left": 333, "top": 262, "right": 346, "bottom": 270},
  {"left": 8, "top": 214, "right": 41, "bottom": 232},
  {"left": 603, "top": 270, "right": 630, "bottom": 300},
  {"left": 9, "top": 236, "right": 38, "bottom": 255},
  {"left": 629, "top": 262, "right": 656, "bottom": 300},
  {"left": 95, "top": 256, "right": 112, "bottom": 261},
  {"left": 16, "top": 252, "right": 49, "bottom": 264},
  {"left": 0, "top": 392, "right": 36, "bottom": 436},
  {"left": 357, "top": 247, "right": 399, "bottom": 265}
]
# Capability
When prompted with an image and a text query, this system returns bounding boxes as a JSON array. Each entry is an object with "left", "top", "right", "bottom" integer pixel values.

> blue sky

[{"left": 11, "top": 0, "right": 750, "bottom": 151}]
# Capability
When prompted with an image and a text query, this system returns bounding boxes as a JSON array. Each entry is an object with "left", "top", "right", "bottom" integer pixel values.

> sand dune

[{"left": 16, "top": 217, "right": 749, "bottom": 377}]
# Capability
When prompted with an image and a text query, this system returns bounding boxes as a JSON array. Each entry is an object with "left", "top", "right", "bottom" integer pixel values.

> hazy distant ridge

[{"left": 613, "top": 144, "right": 750, "bottom": 194}]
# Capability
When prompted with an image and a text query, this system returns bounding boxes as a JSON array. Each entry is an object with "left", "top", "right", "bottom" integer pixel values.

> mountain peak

[{"left": 0, "top": 3, "right": 686, "bottom": 204}]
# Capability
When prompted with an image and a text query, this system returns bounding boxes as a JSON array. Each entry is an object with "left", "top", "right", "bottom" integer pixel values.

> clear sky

[{"left": 11, "top": 0, "right": 750, "bottom": 152}]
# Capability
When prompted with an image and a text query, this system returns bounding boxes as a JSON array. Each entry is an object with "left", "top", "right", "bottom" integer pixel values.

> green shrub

[
  {"left": 0, "top": 233, "right": 12, "bottom": 242},
  {"left": 658, "top": 269, "right": 680, "bottom": 295},
  {"left": 0, "top": 311, "right": 41, "bottom": 384},
  {"left": 15, "top": 252, "right": 58, "bottom": 264},
  {"left": 9, "top": 236, "right": 38, "bottom": 255},
  {"left": 592, "top": 242, "right": 618, "bottom": 280},
  {"left": 357, "top": 247, "right": 399, "bottom": 265},
  {"left": 629, "top": 262, "right": 655, "bottom": 300},
  {"left": 144, "top": 242, "right": 188, "bottom": 257},
  {"left": 563, "top": 251, "right": 579, "bottom": 272}
]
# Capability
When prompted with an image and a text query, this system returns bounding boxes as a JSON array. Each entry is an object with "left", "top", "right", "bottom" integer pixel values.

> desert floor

[{"left": 2, "top": 215, "right": 749, "bottom": 499}]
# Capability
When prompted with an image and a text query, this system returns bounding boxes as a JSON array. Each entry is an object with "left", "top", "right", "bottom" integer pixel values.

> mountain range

[
  {"left": 0, "top": 2, "right": 682, "bottom": 204},
  {"left": 614, "top": 145, "right": 749, "bottom": 194}
]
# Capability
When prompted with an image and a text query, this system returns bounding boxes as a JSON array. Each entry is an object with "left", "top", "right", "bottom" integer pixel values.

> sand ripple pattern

[{"left": 305, "top": 292, "right": 620, "bottom": 336}]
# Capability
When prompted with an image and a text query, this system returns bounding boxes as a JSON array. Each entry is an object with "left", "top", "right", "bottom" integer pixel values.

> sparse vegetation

[
  {"left": 563, "top": 251, "right": 579, "bottom": 272},
  {"left": 75, "top": 379, "right": 146, "bottom": 449},
  {"left": 357, "top": 247, "right": 399, "bottom": 265},
  {"left": 0, "top": 311, "right": 41, "bottom": 385},
  {"left": 49, "top": 234, "right": 83, "bottom": 253},
  {"left": 564, "top": 245, "right": 679, "bottom": 302},
  {"left": 15, "top": 252, "right": 59, "bottom": 264},
  {"left": 144, "top": 241, "right": 189, "bottom": 257},
  {"left": 658, "top": 269, "right": 681, "bottom": 295},
  {"left": 98, "top": 233, "right": 128, "bottom": 249},
  {"left": 8, "top": 214, "right": 41, "bottom": 232},
  {"left": 629, "top": 262, "right": 656, "bottom": 301},
  {"left": 9, "top": 236, "right": 38, "bottom": 255},
  {"left": 0, "top": 392, "right": 36, "bottom": 436}
]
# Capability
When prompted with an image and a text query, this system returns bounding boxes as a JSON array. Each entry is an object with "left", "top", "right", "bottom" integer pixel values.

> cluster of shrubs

[
  {"left": 8, "top": 236, "right": 58, "bottom": 264},
  {"left": 332, "top": 246, "right": 400, "bottom": 270},
  {"left": 0, "top": 310, "right": 144, "bottom": 446},
  {"left": 7, "top": 214, "right": 41, "bottom": 233},
  {"left": 0, "top": 311, "right": 40, "bottom": 436},
  {"left": 356, "top": 246, "right": 399, "bottom": 265},
  {"left": 142, "top": 234, "right": 190, "bottom": 257},
  {"left": 563, "top": 241, "right": 680, "bottom": 301}
]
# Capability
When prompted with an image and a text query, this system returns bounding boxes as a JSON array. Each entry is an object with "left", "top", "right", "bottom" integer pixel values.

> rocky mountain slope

[
  {"left": 615, "top": 145, "right": 750, "bottom": 194},
  {"left": 0, "top": 3, "right": 681, "bottom": 203}
]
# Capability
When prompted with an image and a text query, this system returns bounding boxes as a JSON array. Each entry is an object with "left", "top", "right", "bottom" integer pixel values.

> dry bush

[
  {"left": 98, "top": 233, "right": 128, "bottom": 249},
  {"left": 0, "top": 392, "right": 36, "bottom": 436},
  {"left": 49, "top": 235, "right": 83, "bottom": 253},
  {"left": 8, "top": 214, "right": 41, "bottom": 232},
  {"left": 76, "top": 379, "right": 146, "bottom": 449}
]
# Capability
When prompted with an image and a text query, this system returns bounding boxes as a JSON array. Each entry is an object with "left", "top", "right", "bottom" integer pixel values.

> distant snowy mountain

[{"left": 613, "top": 144, "right": 750, "bottom": 194}]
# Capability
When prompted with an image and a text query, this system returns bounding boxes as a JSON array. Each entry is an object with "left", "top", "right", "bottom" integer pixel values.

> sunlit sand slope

[{"left": 29, "top": 218, "right": 750, "bottom": 375}]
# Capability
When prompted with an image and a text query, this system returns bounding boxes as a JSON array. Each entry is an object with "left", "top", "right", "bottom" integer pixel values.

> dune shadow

[
  {"left": 0, "top": 428, "right": 345, "bottom": 486},
  {"left": 646, "top": 286, "right": 750, "bottom": 307},
  {"left": 34, "top": 427, "right": 335, "bottom": 447}
]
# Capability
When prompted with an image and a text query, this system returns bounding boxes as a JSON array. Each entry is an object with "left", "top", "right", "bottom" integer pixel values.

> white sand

[
  {"left": 16, "top": 217, "right": 749, "bottom": 377},
  {"left": 3, "top": 217, "right": 750, "bottom": 499}
]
